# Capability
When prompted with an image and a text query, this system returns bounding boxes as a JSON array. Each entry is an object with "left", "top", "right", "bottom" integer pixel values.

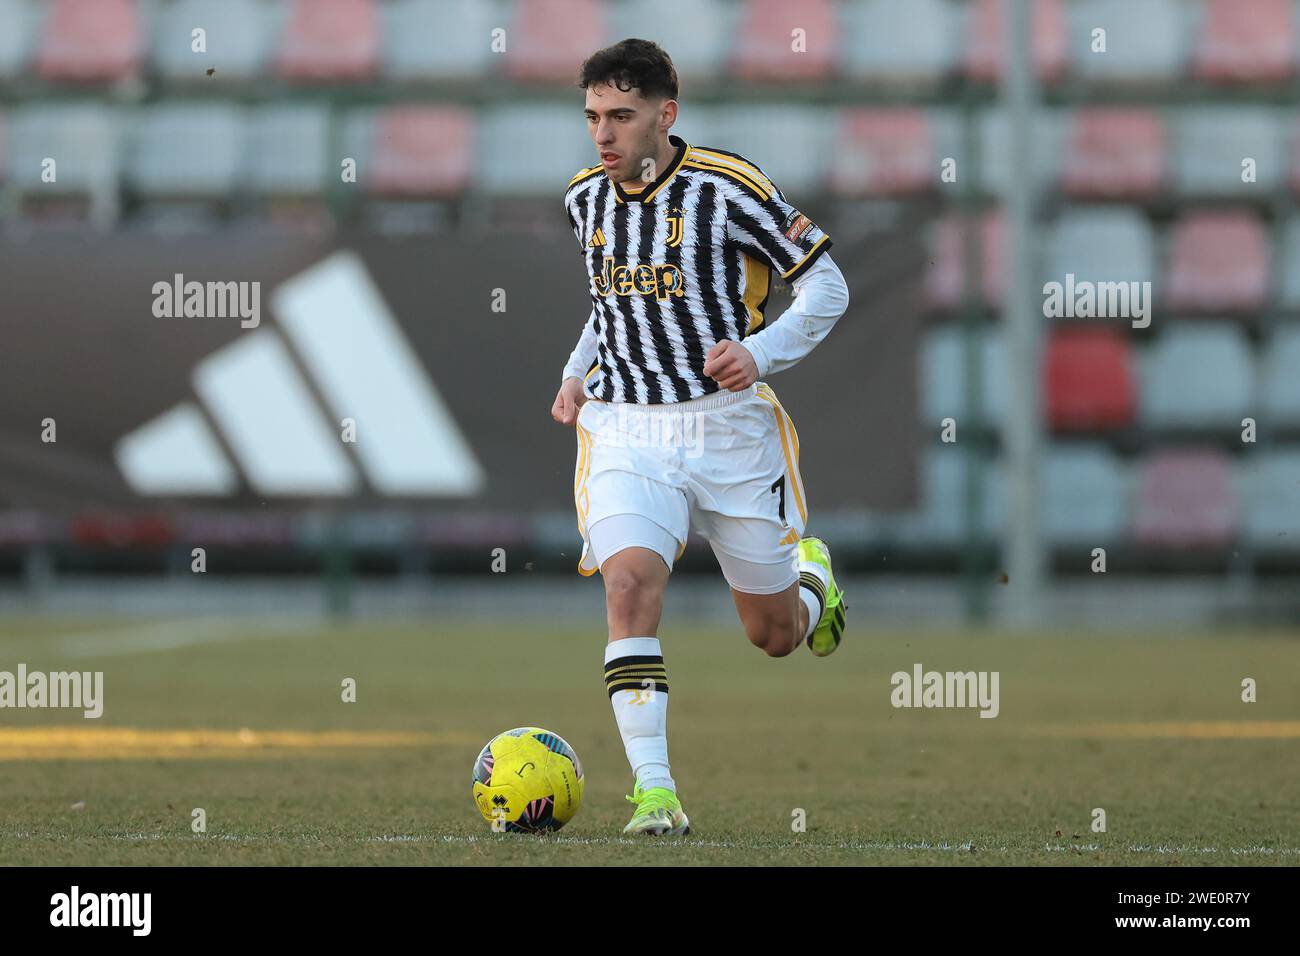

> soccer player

[{"left": 549, "top": 39, "right": 850, "bottom": 836}]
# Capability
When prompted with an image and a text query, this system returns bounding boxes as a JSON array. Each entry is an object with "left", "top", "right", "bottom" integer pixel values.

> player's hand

[
  {"left": 703, "top": 340, "right": 758, "bottom": 391},
  {"left": 551, "top": 376, "right": 588, "bottom": 425}
]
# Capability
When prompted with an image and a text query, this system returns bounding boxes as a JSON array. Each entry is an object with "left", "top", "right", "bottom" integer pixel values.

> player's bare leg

[
  {"left": 729, "top": 537, "right": 846, "bottom": 657},
  {"left": 730, "top": 582, "right": 806, "bottom": 657},
  {"left": 597, "top": 544, "right": 688, "bottom": 834},
  {"left": 599, "top": 545, "right": 670, "bottom": 641}
]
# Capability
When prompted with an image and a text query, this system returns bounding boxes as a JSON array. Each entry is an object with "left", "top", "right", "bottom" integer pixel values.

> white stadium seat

[
  {"left": 1067, "top": 0, "right": 1187, "bottom": 85},
  {"left": 1139, "top": 324, "right": 1254, "bottom": 430},
  {"left": 1174, "top": 107, "right": 1284, "bottom": 196},
  {"left": 841, "top": 0, "right": 960, "bottom": 86},
  {"left": 383, "top": 0, "right": 497, "bottom": 81},
  {"left": 126, "top": 103, "right": 246, "bottom": 197}
]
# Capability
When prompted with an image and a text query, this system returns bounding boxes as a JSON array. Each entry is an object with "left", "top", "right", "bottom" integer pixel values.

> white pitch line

[
  {"left": 3, "top": 829, "right": 1297, "bottom": 858},
  {"left": 55, "top": 617, "right": 313, "bottom": 659}
]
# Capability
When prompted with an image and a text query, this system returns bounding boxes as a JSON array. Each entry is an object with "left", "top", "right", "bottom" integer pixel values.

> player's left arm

[
  {"left": 706, "top": 187, "right": 849, "bottom": 389},
  {"left": 736, "top": 252, "right": 848, "bottom": 378}
]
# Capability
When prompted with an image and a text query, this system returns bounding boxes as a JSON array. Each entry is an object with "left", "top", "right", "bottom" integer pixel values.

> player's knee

[
  {"left": 746, "top": 615, "right": 799, "bottom": 657},
  {"left": 603, "top": 562, "right": 664, "bottom": 624}
]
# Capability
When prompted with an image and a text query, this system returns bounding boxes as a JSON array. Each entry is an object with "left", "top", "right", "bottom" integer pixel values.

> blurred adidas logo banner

[{"left": 114, "top": 251, "right": 484, "bottom": 499}]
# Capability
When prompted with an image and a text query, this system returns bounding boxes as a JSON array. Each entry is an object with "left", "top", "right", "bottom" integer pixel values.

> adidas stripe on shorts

[{"left": 572, "top": 381, "right": 808, "bottom": 594}]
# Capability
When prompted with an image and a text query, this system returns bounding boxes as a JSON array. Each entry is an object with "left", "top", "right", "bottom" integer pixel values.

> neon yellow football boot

[
  {"left": 623, "top": 784, "right": 690, "bottom": 836},
  {"left": 798, "top": 536, "right": 846, "bottom": 657}
]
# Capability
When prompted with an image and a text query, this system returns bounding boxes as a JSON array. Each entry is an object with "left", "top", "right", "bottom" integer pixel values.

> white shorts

[{"left": 572, "top": 381, "right": 808, "bottom": 594}]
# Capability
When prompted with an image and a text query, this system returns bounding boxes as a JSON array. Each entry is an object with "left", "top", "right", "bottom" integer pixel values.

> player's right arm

[
  {"left": 553, "top": 173, "right": 604, "bottom": 425},
  {"left": 552, "top": 309, "right": 597, "bottom": 425}
]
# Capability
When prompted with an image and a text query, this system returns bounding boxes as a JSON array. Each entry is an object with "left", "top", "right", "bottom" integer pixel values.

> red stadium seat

[
  {"left": 1193, "top": 0, "right": 1294, "bottom": 85},
  {"left": 828, "top": 109, "right": 932, "bottom": 197},
  {"left": 35, "top": 0, "right": 141, "bottom": 83},
  {"left": 731, "top": 0, "right": 837, "bottom": 82},
  {"left": 1060, "top": 109, "right": 1165, "bottom": 199},
  {"left": 926, "top": 208, "right": 1005, "bottom": 310},
  {"left": 1132, "top": 448, "right": 1236, "bottom": 549},
  {"left": 964, "top": 0, "right": 1067, "bottom": 84},
  {"left": 276, "top": 0, "right": 379, "bottom": 83},
  {"left": 506, "top": 0, "right": 606, "bottom": 84},
  {"left": 1044, "top": 328, "right": 1136, "bottom": 431},
  {"left": 369, "top": 107, "right": 474, "bottom": 198},
  {"left": 1165, "top": 210, "right": 1270, "bottom": 313}
]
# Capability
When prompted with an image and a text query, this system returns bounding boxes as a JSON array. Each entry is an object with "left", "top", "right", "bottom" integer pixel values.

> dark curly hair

[{"left": 578, "top": 38, "right": 679, "bottom": 101}]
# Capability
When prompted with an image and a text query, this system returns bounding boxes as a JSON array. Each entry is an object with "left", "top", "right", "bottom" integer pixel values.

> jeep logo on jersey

[{"left": 593, "top": 257, "right": 685, "bottom": 300}]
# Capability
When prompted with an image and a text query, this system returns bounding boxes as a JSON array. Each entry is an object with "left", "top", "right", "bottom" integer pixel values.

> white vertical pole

[{"left": 1004, "top": 0, "right": 1044, "bottom": 628}]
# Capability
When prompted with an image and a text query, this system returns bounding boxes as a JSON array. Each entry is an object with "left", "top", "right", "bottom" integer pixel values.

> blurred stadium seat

[
  {"left": 1240, "top": 451, "right": 1300, "bottom": 549},
  {"left": 1043, "top": 207, "right": 1155, "bottom": 291},
  {"left": 6, "top": 102, "right": 119, "bottom": 196},
  {"left": 829, "top": 109, "right": 933, "bottom": 197},
  {"left": 1260, "top": 324, "right": 1300, "bottom": 427},
  {"left": 35, "top": 0, "right": 141, "bottom": 84},
  {"left": 1165, "top": 210, "right": 1270, "bottom": 314},
  {"left": 248, "top": 104, "right": 329, "bottom": 197},
  {"left": 383, "top": 0, "right": 496, "bottom": 82},
  {"left": 963, "top": 0, "right": 1067, "bottom": 85},
  {"left": 926, "top": 208, "right": 1005, "bottom": 310},
  {"left": 893, "top": 445, "right": 999, "bottom": 547},
  {"left": 1192, "top": 0, "right": 1294, "bottom": 85},
  {"left": 975, "top": 107, "right": 1067, "bottom": 195},
  {"left": 1044, "top": 328, "right": 1136, "bottom": 432},
  {"left": 921, "top": 325, "right": 1007, "bottom": 427},
  {"left": 1175, "top": 107, "right": 1284, "bottom": 196},
  {"left": 1132, "top": 448, "right": 1236, "bottom": 549},
  {"left": 684, "top": 105, "right": 832, "bottom": 194},
  {"left": 506, "top": 0, "right": 607, "bottom": 84},
  {"left": 1066, "top": 0, "right": 1186, "bottom": 86},
  {"left": 276, "top": 0, "right": 379, "bottom": 83},
  {"left": 1139, "top": 325, "right": 1254, "bottom": 430},
  {"left": 0, "top": 0, "right": 34, "bottom": 81},
  {"left": 1060, "top": 109, "right": 1166, "bottom": 199},
  {"left": 369, "top": 106, "right": 475, "bottom": 198},
  {"left": 479, "top": 105, "right": 593, "bottom": 194},
  {"left": 731, "top": 0, "right": 837, "bottom": 82},
  {"left": 1042, "top": 443, "right": 1129, "bottom": 544},
  {"left": 153, "top": 0, "right": 271, "bottom": 82},
  {"left": 126, "top": 103, "right": 246, "bottom": 199},
  {"left": 613, "top": 0, "right": 731, "bottom": 84},
  {"left": 840, "top": 0, "right": 959, "bottom": 87},
  {"left": 1278, "top": 218, "right": 1300, "bottom": 308}
]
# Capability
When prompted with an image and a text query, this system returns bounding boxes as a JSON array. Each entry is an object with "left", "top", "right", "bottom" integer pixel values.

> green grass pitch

[{"left": 0, "top": 616, "right": 1297, "bottom": 865}]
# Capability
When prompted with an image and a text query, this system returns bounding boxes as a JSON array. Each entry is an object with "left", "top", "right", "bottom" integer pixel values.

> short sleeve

[{"left": 725, "top": 186, "right": 832, "bottom": 282}]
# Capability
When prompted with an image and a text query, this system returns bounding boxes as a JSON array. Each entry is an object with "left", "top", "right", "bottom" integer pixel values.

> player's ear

[{"left": 659, "top": 98, "right": 678, "bottom": 134}]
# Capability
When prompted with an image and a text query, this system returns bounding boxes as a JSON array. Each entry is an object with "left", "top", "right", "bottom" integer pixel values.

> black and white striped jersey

[{"left": 563, "top": 134, "right": 833, "bottom": 405}]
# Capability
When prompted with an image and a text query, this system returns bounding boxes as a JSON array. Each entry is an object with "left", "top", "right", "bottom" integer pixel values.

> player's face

[{"left": 584, "top": 82, "right": 670, "bottom": 184}]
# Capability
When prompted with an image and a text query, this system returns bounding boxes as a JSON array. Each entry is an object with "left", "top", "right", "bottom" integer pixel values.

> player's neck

[{"left": 619, "top": 136, "right": 678, "bottom": 190}]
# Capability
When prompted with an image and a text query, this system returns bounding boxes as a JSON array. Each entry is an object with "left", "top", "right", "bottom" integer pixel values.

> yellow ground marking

[{"left": 0, "top": 727, "right": 480, "bottom": 760}]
